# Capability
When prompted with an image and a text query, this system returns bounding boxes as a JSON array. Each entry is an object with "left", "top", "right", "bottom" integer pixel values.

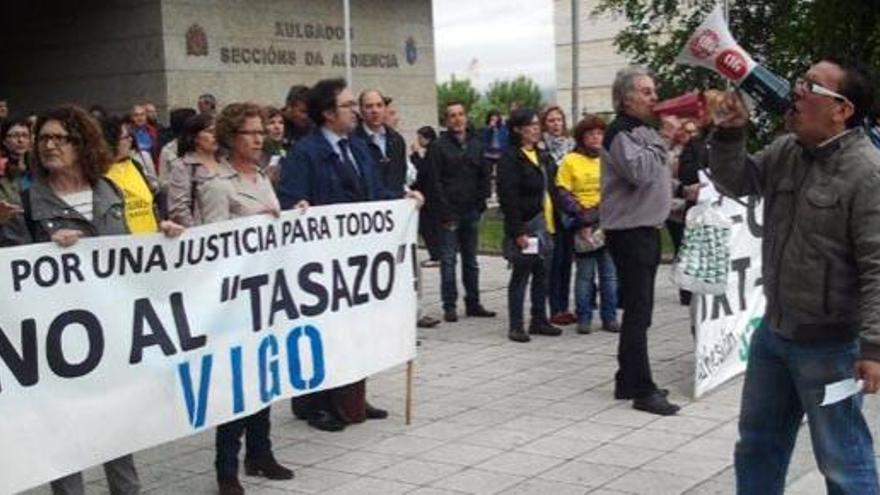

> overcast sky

[{"left": 432, "top": 0, "right": 556, "bottom": 91}]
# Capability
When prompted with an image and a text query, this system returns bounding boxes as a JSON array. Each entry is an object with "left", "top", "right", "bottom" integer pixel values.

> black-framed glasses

[
  {"left": 37, "top": 133, "right": 75, "bottom": 147},
  {"left": 795, "top": 78, "right": 853, "bottom": 106},
  {"left": 6, "top": 132, "right": 30, "bottom": 140}
]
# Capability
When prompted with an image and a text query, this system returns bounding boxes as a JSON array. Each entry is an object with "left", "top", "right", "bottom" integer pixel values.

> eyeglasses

[
  {"left": 37, "top": 133, "right": 75, "bottom": 147},
  {"left": 6, "top": 132, "right": 30, "bottom": 140},
  {"left": 795, "top": 78, "right": 852, "bottom": 106},
  {"left": 236, "top": 130, "right": 267, "bottom": 137},
  {"left": 337, "top": 101, "right": 357, "bottom": 110}
]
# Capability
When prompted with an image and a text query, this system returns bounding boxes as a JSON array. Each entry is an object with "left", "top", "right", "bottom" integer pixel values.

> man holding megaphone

[{"left": 709, "top": 58, "right": 880, "bottom": 494}]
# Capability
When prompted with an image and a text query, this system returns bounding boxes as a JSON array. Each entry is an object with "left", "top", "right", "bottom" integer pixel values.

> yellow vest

[
  {"left": 522, "top": 147, "right": 555, "bottom": 234},
  {"left": 105, "top": 159, "right": 158, "bottom": 234},
  {"left": 556, "top": 151, "right": 601, "bottom": 208}
]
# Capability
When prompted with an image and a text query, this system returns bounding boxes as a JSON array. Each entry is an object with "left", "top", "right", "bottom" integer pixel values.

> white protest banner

[
  {"left": 693, "top": 196, "right": 764, "bottom": 398},
  {"left": 0, "top": 199, "right": 419, "bottom": 494}
]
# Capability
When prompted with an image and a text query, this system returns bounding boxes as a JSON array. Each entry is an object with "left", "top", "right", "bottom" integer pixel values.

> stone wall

[
  {"left": 160, "top": 0, "right": 436, "bottom": 138},
  {"left": 0, "top": 0, "right": 167, "bottom": 117},
  {"left": 0, "top": 0, "right": 437, "bottom": 140}
]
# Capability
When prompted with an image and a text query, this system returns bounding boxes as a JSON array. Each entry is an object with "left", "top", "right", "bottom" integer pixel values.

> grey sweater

[{"left": 599, "top": 114, "right": 672, "bottom": 230}]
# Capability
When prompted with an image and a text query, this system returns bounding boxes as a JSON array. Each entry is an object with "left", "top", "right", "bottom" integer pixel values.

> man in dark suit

[
  {"left": 355, "top": 89, "right": 408, "bottom": 194},
  {"left": 278, "top": 78, "right": 422, "bottom": 432}
]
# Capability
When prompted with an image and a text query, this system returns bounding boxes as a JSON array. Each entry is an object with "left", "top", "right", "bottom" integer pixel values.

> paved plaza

[{"left": 22, "top": 253, "right": 880, "bottom": 494}]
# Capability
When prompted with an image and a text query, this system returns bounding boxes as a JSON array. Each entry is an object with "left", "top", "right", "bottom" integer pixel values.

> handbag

[
  {"left": 672, "top": 202, "right": 732, "bottom": 295},
  {"left": 574, "top": 227, "right": 605, "bottom": 254}
]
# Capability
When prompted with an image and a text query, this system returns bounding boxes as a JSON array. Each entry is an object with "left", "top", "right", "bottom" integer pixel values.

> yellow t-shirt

[
  {"left": 556, "top": 151, "right": 601, "bottom": 208},
  {"left": 522, "top": 147, "right": 555, "bottom": 234},
  {"left": 105, "top": 159, "right": 158, "bottom": 234}
]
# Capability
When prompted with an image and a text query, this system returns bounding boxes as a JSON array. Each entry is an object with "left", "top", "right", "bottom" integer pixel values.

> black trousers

[
  {"left": 606, "top": 227, "right": 660, "bottom": 399},
  {"left": 215, "top": 407, "right": 272, "bottom": 480},
  {"left": 419, "top": 206, "right": 443, "bottom": 261}
]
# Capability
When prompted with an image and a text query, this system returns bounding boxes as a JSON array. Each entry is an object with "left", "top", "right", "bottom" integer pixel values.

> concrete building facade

[
  {"left": 554, "top": 0, "right": 630, "bottom": 123},
  {"left": 0, "top": 0, "right": 437, "bottom": 137}
]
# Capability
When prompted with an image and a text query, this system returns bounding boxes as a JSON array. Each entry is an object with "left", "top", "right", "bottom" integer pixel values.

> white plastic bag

[{"left": 672, "top": 202, "right": 732, "bottom": 295}]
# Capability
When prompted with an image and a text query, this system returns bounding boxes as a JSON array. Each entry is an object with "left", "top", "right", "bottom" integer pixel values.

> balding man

[{"left": 354, "top": 89, "right": 408, "bottom": 194}]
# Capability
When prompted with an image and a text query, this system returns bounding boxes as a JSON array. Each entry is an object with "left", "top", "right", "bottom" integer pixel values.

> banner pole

[{"left": 405, "top": 359, "right": 414, "bottom": 425}]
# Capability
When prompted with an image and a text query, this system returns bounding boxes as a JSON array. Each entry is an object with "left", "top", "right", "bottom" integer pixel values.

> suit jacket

[
  {"left": 354, "top": 123, "right": 408, "bottom": 195},
  {"left": 278, "top": 128, "right": 397, "bottom": 208}
]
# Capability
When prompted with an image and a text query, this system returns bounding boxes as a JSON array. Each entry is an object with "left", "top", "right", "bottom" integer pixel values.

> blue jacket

[{"left": 278, "top": 128, "right": 397, "bottom": 208}]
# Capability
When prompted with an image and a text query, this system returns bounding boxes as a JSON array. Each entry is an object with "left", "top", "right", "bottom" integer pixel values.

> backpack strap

[
  {"left": 189, "top": 162, "right": 200, "bottom": 216},
  {"left": 19, "top": 187, "right": 44, "bottom": 242}
]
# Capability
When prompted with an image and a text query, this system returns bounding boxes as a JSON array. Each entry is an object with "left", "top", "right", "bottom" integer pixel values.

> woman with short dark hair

[
  {"left": 557, "top": 115, "right": 619, "bottom": 334},
  {"left": 497, "top": 108, "right": 564, "bottom": 343},
  {"left": 166, "top": 113, "right": 219, "bottom": 226},
  {"left": 260, "top": 105, "right": 286, "bottom": 186},
  {"left": 0, "top": 116, "right": 32, "bottom": 223}
]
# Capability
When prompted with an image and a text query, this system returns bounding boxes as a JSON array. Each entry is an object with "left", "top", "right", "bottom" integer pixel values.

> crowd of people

[{"left": 2, "top": 54, "right": 880, "bottom": 494}]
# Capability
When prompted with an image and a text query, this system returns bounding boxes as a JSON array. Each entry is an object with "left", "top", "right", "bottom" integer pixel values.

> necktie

[{"left": 337, "top": 138, "right": 366, "bottom": 200}]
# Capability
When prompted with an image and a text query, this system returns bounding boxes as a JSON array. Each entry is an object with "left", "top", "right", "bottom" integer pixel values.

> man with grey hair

[{"left": 601, "top": 66, "right": 681, "bottom": 415}]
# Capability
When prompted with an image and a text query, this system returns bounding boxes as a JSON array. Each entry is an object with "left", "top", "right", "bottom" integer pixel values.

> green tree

[
  {"left": 435, "top": 75, "right": 480, "bottom": 125},
  {"left": 485, "top": 75, "right": 544, "bottom": 116},
  {"left": 594, "top": 0, "right": 880, "bottom": 144}
]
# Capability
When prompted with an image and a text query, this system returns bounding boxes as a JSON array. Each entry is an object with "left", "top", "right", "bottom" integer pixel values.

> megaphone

[
  {"left": 676, "top": 4, "right": 792, "bottom": 114},
  {"left": 654, "top": 89, "right": 728, "bottom": 123},
  {"left": 653, "top": 91, "right": 706, "bottom": 120}
]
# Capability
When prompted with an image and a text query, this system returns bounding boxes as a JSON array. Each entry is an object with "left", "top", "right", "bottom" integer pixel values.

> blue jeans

[
  {"left": 574, "top": 247, "right": 618, "bottom": 325},
  {"left": 736, "top": 324, "right": 879, "bottom": 495},
  {"left": 440, "top": 211, "right": 481, "bottom": 312}
]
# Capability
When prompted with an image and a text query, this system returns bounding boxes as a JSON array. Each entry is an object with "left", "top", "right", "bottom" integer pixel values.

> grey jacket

[
  {"left": 1, "top": 176, "right": 128, "bottom": 245},
  {"left": 709, "top": 127, "right": 880, "bottom": 360},
  {"left": 166, "top": 153, "right": 221, "bottom": 227},
  {"left": 599, "top": 114, "right": 672, "bottom": 230}
]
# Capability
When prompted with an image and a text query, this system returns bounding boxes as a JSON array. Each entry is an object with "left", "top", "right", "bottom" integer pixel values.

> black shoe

[
  {"left": 443, "top": 310, "right": 458, "bottom": 322},
  {"left": 508, "top": 327, "right": 531, "bottom": 343},
  {"left": 365, "top": 402, "right": 388, "bottom": 420},
  {"left": 528, "top": 320, "right": 563, "bottom": 336},
  {"left": 307, "top": 410, "right": 346, "bottom": 432},
  {"left": 614, "top": 387, "right": 669, "bottom": 400},
  {"left": 466, "top": 306, "right": 496, "bottom": 317},
  {"left": 633, "top": 391, "right": 680, "bottom": 416},
  {"left": 601, "top": 320, "right": 621, "bottom": 333},
  {"left": 218, "top": 478, "right": 245, "bottom": 495},
  {"left": 417, "top": 315, "right": 441, "bottom": 328},
  {"left": 290, "top": 397, "right": 309, "bottom": 420},
  {"left": 244, "top": 456, "right": 294, "bottom": 480}
]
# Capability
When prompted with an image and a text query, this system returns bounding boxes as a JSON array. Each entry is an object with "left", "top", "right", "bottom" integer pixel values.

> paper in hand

[
  {"left": 522, "top": 237, "right": 539, "bottom": 255},
  {"left": 821, "top": 378, "right": 864, "bottom": 407}
]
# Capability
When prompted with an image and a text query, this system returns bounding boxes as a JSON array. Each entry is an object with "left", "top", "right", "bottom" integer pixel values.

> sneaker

[
  {"left": 466, "top": 306, "right": 497, "bottom": 317},
  {"left": 508, "top": 327, "right": 531, "bottom": 343},
  {"left": 576, "top": 322, "right": 593, "bottom": 334},
  {"left": 601, "top": 320, "right": 621, "bottom": 333},
  {"left": 528, "top": 320, "right": 563, "bottom": 336},
  {"left": 417, "top": 315, "right": 441, "bottom": 328}
]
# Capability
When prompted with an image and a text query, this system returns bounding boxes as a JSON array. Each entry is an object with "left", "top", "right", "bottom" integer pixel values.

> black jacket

[
  {"left": 427, "top": 130, "right": 490, "bottom": 222},
  {"left": 497, "top": 146, "right": 557, "bottom": 239},
  {"left": 354, "top": 124, "right": 408, "bottom": 194}
]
